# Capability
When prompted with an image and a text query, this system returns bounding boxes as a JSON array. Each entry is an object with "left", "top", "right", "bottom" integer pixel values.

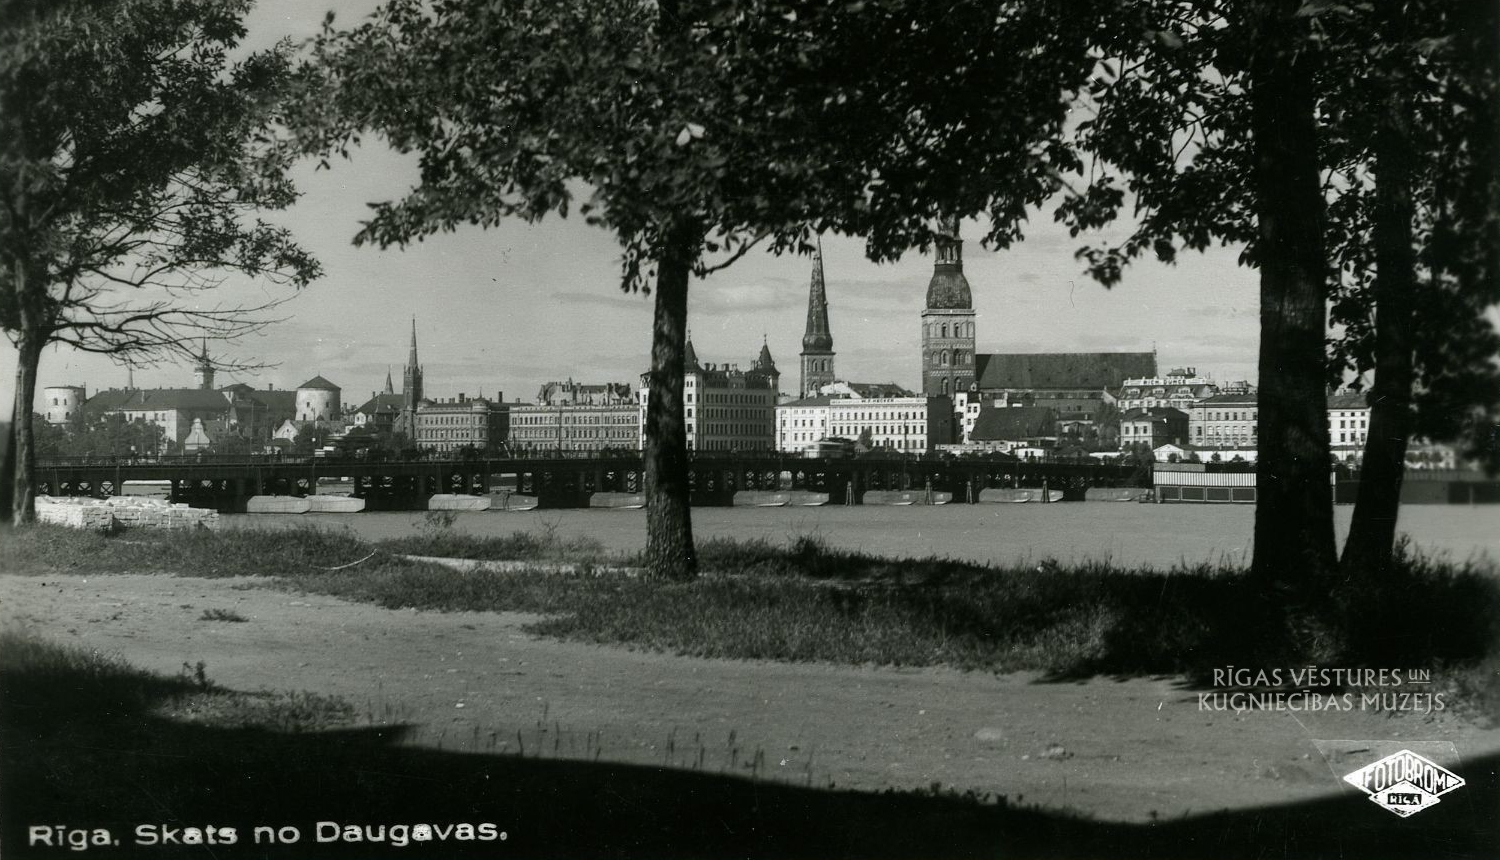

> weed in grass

[{"left": 199, "top": 608, "right": 247, "bottom": 623}]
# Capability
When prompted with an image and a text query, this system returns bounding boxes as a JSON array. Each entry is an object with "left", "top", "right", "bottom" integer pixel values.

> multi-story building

[
  {"left": 1327, "top": 391, "right": 1372, "bottom": 462},
  {"left": 776, "top": 395, "right": 833, "bottom": 453},
  {"left": 509, "top": 383, "right": 639, "bottom": 454},
  {"left": 415, "top": 395, "right": 506, "bottom": 454},
  {"left": 639, "top": 338, "right": 779, "bottom": 452},
  {"left": 1119, "top": 407, "right": 1190, "bottom": 450},
  {"left": 825, "top": 396, "right": 953, "bottom": 454},
  {"left": 1189, "top": 392, "right": 1259, "bottom": 448},
  {"left": 1113, "top": 369, "right": 1220, "bottom": 412}
]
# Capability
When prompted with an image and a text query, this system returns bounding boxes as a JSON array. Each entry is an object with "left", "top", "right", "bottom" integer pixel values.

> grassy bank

[{"left": 5, "top": 523, "right": 1498, "bottom": 701}]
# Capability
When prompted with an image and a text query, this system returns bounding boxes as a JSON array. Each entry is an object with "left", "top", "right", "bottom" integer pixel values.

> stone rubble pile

[{"left": 35, "top": 495, "right": 220, "bottom": 532}]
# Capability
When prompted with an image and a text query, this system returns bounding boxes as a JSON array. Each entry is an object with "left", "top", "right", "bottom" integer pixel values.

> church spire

[
  {"left": 401, "top": 318, "right": 424, "bottom": 430},
  {"left": 194, "top": 338, "right": 215, "bottom": 390},
  {"left": 801, "top": 237, "right": 833, "bottom": 353},
  {"left": 383, "top": 366, "right": 394, "bottom": 395},
  {"left": 798, "top": 235, "right": 836, "bottom": 398}
]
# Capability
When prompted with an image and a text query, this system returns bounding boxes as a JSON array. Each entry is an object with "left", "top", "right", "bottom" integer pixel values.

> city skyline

[{"left": 0, "top": 0, "right": 1263, "bottom": 414}]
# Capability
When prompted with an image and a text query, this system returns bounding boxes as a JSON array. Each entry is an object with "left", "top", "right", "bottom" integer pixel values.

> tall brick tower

[
  {"left": 920, "top": 217, "right": 975, "bottom": 397},
  {"left": 799, "top": 238, "right": 835, "bottom": 398}
]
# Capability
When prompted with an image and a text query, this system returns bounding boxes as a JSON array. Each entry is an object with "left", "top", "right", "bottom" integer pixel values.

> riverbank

[
  {"left": 5, "top": 523, "right": 1500, "bottom": 857},
  {"left": 5, "top": 523, "right": 1499, "bottom": 694}
]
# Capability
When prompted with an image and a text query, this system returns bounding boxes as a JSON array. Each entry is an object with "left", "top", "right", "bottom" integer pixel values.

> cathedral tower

[
  {"left": 799, "top": 238, "right": 835, "bottom": 398},
  {"left": 920, "top": 217, "right": 976, "bottom": 397}
]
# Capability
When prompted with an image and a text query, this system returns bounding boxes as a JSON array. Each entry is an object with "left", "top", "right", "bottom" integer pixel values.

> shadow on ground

[{"left": 3, "top": 650, "right": 1497, "bottom": 860}]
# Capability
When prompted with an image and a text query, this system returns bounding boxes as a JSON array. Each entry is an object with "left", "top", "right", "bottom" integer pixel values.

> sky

[{"left": 2, "top": 0, "right": 1263, "bottom": 414}]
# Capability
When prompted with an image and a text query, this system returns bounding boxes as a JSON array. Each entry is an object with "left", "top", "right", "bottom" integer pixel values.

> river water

[{"left": 223, "top": 503, "right": 1500, "bottom": 570}]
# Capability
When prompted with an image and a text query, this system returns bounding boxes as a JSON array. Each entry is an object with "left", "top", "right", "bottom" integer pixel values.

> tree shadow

[{"left": 3, "top": 650, "right": 1497, "bottom": 859}]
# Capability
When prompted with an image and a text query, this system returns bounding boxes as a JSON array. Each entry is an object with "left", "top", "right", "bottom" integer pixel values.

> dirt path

[{"left": 3, "top": 571, "right": 1497, "bottom": 823}]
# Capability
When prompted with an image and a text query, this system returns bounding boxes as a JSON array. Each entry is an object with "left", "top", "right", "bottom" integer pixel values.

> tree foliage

[
  {"left": 297, "top": 0, "right": 1113, "bottom": 578},
  {"left": 0, "top": 0, "right": 320, "bottom": 522}
]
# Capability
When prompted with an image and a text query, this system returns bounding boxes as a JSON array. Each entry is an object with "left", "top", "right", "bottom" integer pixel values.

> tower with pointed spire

[
  {"left": 799, "top": 238, "right": 835, "bottom": 398},
  {"left": 383, "top": 366, "right": 395, "bottom": 395},
  {"left": 399, "top": 319, "right": 425, "bottom": 437},
  {"left": 194, "top": 339, "right": 215, "bottom": 390},
  {"left": 752, "top": 335, "right": 780, "bottom": 394},
  {"left": 921, "top": 217, "right": 976, "bottom": 397}
]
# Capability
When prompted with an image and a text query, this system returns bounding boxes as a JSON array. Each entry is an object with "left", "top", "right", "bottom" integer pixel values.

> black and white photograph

[{"left": 1, "top": 0, "right": 1498, "bottom": 857}]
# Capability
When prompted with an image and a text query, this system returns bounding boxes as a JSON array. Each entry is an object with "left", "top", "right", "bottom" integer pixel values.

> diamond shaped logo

[{"left": 1343, "top": 750, "right": 1465, "bottom": 818}]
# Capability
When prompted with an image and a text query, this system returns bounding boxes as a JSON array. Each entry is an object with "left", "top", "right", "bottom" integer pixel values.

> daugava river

[{"left": 224, "top": 504, "right": 1500, "bottom": 570}]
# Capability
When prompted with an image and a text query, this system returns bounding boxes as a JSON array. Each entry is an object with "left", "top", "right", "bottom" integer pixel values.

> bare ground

[{"left": 3, "top": 571, "right": 1498, "bottom": 823}]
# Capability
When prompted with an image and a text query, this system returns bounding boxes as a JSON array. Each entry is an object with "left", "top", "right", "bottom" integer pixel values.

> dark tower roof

[
  {"left": 407, "top": 318, "right": 419, "bottom": 368},
  {"left": 684, "top": 336, "right": 701, "bottom": 370},
  {"left": 925, "top": 216, "right": 972, "bottom": 310},
  {"left": 384, "top": 367, "right": 395, "bottom": 395},
  {"left": 756, "top": 338, "right": 777, "bottom": 373},
  {"left": 297, "top": 375, "right": 341, "bottom": 391},
  {"left": 801, "top": 238, "right": 833, "bottom": 353}
]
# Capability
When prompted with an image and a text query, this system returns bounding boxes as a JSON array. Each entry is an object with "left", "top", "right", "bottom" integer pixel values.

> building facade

[
  {"left": 826, "top": 396, "right": 953, "bottom": 454},
  {"left": 639, "top": 338, "right": 779, "bottom": 452},
  {"left": 1189, "top": 393, "right": 1259, "bottom": 448},
  {"left": 1119, "top": 407, "right": 1190, "bottom": 450},
  {"left": 507, "top": 379, "right": 640, "bottom": 453},
  {"left": 776, "top": 395, "right": 833, "bottom": 453},
  {"left": 415, "top": 396, "right": 506, "bottom": 453},
  {"left": 1327, "top": 391, "right": 1372, "bottom": 463}
]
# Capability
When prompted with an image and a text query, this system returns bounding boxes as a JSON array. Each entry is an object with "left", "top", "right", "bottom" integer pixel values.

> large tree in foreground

[
  {"left": 298, "top": 0, "right": 1106, "bottom": 579},
  {"left": 1050, "top": 0, "right": 1497, "bottom": 581},
  {"left": 0, "top": 0, "right": 319, "bottom": 524}
]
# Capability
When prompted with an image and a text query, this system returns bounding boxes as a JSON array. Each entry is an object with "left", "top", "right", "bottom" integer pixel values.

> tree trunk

[
  {"left": 644, "top": 222, "right": 700, "bottom": 580},
  {"left": 11, "top": 328, "right": 44, "bottom": 525},
  {"left": 0, "top": 399, "right": 15, "bottom": 525},
  {"left": 1342, "top": 83, "right": 1417, "bottom": 577},
  {"left": 1247, "top": 0, "right": 1338, "bottom": 583}
]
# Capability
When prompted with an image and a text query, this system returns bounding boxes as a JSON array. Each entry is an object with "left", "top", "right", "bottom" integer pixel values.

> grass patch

[
  {"left": 0, "top": 632, "right": 354, "bottom": 734},
  {"left": 5, "top": 523, "right": 1499, "bottom": 713}
]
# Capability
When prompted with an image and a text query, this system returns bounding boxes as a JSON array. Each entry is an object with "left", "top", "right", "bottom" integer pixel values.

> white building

[
  {"left": 826, "top": 396, "right": 954, "bottom": 454},
  {"left": 1327, "top": 391, "right": 1371, "bottom": 462},
  {"left": 776, "top": 396, "right": 833, "bottom": 453}
]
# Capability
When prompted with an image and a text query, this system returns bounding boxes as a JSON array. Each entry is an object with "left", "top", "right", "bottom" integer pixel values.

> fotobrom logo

[{"left": 1343, "top": 749, "right": 1465, "bottom": 817}]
